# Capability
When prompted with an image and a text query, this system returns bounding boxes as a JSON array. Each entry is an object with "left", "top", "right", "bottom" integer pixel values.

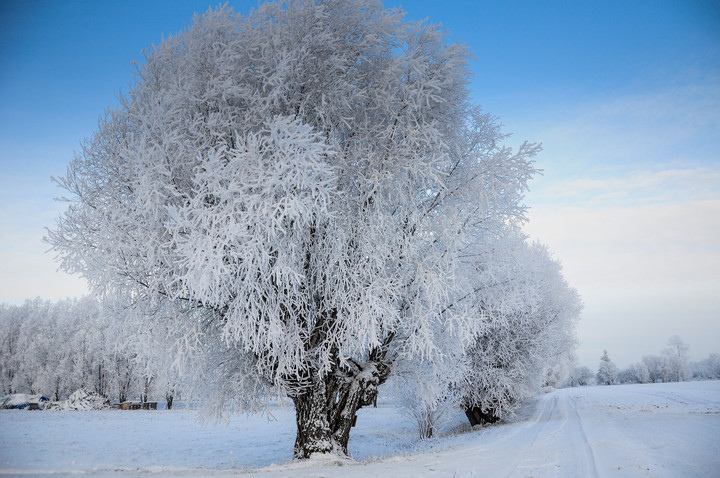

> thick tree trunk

[
  {"left": 328, "top": 362, "right": 382, "bottom": 454},
  {"left": 292, "top": 380, "right": 334, "bottom": 458},
  {"left": 464, "top": 405, "right": 500, "bottom": 426},
  {"left": 291, "top": 361, "right": 389, "bottom": 459}
]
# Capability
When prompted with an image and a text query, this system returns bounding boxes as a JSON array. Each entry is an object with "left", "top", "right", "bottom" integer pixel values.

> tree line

[
  {"left": 564, "top": 337, "right": 720, "bottom": 387},
  {"left": 0, "top": 298, "right": 181, "bottom": 407}
]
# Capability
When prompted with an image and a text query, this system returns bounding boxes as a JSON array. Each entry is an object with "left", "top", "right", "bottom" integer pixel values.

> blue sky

[{"left": 1, "top": 0, "right": 719, "bottom": 368}]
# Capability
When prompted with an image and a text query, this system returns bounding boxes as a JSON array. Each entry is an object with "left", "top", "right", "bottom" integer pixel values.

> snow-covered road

[
  {"left": 1, "top": 380, "right": 718, "bottom": 477},
  {"left": 479, "top": 389, "right": 600, "bottom": 477},
  {"left": 223, "top": 381, "right": 720, "bottom": 478}
]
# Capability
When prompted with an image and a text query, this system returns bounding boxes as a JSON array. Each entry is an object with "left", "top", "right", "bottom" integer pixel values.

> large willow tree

[{"left": 48, "top": 0, "right": 537, "bottom": 458}]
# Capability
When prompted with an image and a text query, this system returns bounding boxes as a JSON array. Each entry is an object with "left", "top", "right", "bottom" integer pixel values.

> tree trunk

[
  {"left": 464, "top": 405, "right": 500, "bottom": 426},
  {"left": 141, "top": 376, "right": 152, "bottom": 403},
  {"left": 292, "top": 379, "right": 334, "bottom": 458},
  {"left": 166, "top": 391, "right": 174, "bottom": 410},
  {"left": 291, "top": 361, "right": 388, "bottom": 459}
]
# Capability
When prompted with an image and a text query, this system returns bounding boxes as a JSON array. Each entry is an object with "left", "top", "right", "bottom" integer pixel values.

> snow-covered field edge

[{"left": 1, "top": 380, "right": 718, "bottom": 477}]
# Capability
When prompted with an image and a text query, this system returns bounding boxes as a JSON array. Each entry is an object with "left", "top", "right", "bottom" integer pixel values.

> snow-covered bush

[
  {"left": 391, "top": 360, "right": 461, "bottom": 439},
  {"left": 394, "top": 383, "right": 458, "bottom": 440}
]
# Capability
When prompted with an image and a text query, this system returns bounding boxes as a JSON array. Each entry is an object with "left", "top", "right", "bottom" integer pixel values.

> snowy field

[{"left": 1, "top": 380, "right": 718, "bottom": 477}]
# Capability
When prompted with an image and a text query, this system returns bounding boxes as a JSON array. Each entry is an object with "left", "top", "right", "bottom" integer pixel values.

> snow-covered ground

[{"left": 1, "top": 380, "right": 718, "bottom": 477}]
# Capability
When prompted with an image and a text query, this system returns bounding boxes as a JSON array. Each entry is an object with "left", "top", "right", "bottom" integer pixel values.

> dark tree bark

[
  {"left": 292, "top": 379, "right": 334, "bottom": 458},
  {"left": 464, "top": 405, "right": 501, "bottom": 427},
  {"left": 290, "top": 360, "right": 390, "bottom": 459},
  {"left": 166, "top": 391, "right": 174, "bottom": 410}
]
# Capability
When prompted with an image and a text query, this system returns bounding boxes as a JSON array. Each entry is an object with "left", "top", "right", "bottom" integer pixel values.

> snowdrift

[{"left": 47, "top": 388, "right": 111, "bottom": 411}]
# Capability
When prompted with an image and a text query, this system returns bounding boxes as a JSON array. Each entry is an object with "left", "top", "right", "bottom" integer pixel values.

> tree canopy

[{"left": 48, "top": 0, "right": 547, "bottom": 458}]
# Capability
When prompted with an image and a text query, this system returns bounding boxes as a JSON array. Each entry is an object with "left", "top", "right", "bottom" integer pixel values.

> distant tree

[
  {"left": 567, "top": 366, "right": 594, "bottom": 387},
  {"left": 597, "top": 350, "right": 618, "bottom": 385},
  {"left": 637, "top": 336, "right": 690, "bottom": 384},
  {"left": 641, "top": 354, "right": 667, "bottom": 383},
  {"left": 0, "top": 303, "right": 24, "bottom": 395},
  {"left": 663, "top": 335, "right": 690, "bottom": 382},
  {"left": 690, "top": 353, "right": 720, "bottom": 380},
  {"left": 0, "top": 297, "right": 119, "bottom": 401},
  {"left": 618, "top": 361, "right": 651, "bottom": 384},
  {"left": 46, "top": 1, "right": 538, "bottom": 458},
  {"left": 11, "top": 300, "right": 51, "bottom": 395},
  {"left": 21, "top": 300, "right": 64, "bottom": 397}
]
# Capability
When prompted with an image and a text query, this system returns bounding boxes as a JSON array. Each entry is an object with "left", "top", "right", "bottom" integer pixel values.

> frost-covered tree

[
  {"left": 691, "top": 353, "right": 720, "bottom": 380},
  {"left": 641, "top": 354, "right": 669, "bottom": 383},
  {"left": 597, "top": 350, "right": 618, "bottom": 385},
  {"left": 663, "top": 335, "right": 690, "bottom": 382},
  {"left": 12, "top": 299, "right": 53, "bottom": 395},
  {"left": 0, "top": 303, "right": 23, "bottom": 395},
  {"left": 459, "top": 233, "right": 581, "bottom": 426},
  {"left": 0, "top": 297, "right": 119, "bottom": 400},
  {"left": 103, "top": 298, "right": 190, "bottom": 406},
  {"left": 638, "top": 336, "right": 690, "bottom": 384},
  {"left": 618, "top": 361, "right": 651, "bottom": 384},
  {"left": 47, "top": 1, "right": 537, "bottom": 458}
]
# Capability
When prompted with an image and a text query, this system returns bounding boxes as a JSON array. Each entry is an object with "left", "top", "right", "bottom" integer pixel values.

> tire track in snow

[
  {"left": 567, "top": 391, "right": 599, "bottom": 478},
  {"left": 501, "top": 390, "right": 599, "bottom": 478},
  {"left": 499, "top": 393, "right": 564, "bottom": 477}
]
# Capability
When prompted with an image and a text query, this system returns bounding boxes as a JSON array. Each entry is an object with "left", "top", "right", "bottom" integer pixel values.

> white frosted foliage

[{"left": 46, "top": 0, "right": 542, "bottom": 457}]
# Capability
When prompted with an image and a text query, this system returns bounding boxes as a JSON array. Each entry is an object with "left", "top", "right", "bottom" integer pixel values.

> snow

[
  {"left": 1, "top": 380, "right": 718, "bottom": 477},
  {"left": 0, "top": 393, "right": 48, "bottom": 409},
  {"left": 47, "top": 388, "right": 112, "bottom": 411}
]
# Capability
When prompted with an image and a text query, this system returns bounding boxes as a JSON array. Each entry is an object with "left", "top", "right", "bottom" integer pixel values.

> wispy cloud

[
  {"left": 530, "top": 167, "right": 720, "bottom": 208},
  {"left": 511, "top": 77, "right": 720, "bottom": 177}
]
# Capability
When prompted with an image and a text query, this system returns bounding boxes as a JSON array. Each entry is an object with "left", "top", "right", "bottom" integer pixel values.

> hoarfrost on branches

[
  {"left": 47, "top": 0, "right": 539, "bottom": 458},
  {"left": 459, "top": 232, "right": 582, "bottom": 425},
  {"left": 597, "top": 350, "right": 619, "bottom": 385}
]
